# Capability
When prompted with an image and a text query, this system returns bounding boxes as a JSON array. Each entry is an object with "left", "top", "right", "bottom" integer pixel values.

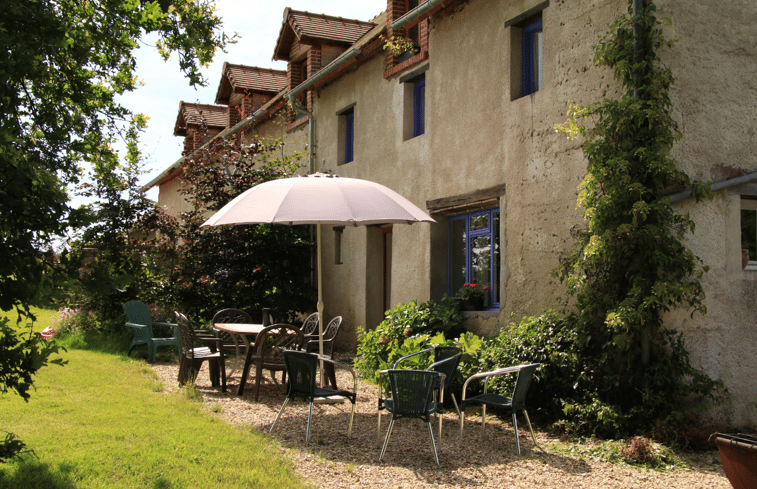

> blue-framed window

[
  {"left": 413, "top": 77, "right": 425, "bottom": 137},
  {"left": 345, "top": 110, "right": 354, "bottom": 163},
  {"left": 448, "top": 207, "right": 500, "bottom": 309},
  {"left": 522, "top": 19, "right": 543, "bottom": 96}
]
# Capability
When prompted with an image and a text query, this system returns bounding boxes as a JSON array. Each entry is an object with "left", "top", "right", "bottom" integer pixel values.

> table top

[{"left": 214, "top": 323, "right": 266, "bottom": 335}]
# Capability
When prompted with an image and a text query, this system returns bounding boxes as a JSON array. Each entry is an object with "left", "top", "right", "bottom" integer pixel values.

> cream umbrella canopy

[{"left": 202, "top": 172, "right": 435, "bottom": 358}]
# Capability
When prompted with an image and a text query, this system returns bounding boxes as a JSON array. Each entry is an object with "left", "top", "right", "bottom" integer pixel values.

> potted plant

[{"left": 456, "top": 283, "right": 488, "bottom": 311}]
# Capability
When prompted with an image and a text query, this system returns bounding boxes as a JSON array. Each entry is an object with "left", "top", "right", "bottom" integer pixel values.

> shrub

[
  {"left": 51, "top": 307, "right": 100, "bottom": 336},
  {"left": 482, "top": 311, "right": 581, "bottom": 418},
  {"left": 354, "top": 296, "right": 468, "bottom": 382}
]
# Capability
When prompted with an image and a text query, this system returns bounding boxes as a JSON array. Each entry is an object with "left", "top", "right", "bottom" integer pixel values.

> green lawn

[{"left": 0, "top": 309, "right": 310, "bottom": 489}]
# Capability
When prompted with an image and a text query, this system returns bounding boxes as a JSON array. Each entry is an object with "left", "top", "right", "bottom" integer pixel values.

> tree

[
  {"left": 0, "top": 0, "right": 232, "bottom": 460},
  {"left": 0, "top": 0, "right": 233, "bottom": 315},
  {"left": 555, "top": 1, "right": 717, "bottom": 438},
  {"left": 172, "top": 126, "right": 314, "bottom": 323}
]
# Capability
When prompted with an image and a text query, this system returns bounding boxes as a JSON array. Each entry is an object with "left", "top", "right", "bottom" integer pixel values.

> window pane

[
  {"left": 492, "top": 211, "right": 500, "bottom": 304},
  {"left": 471, "top": 235, "right": 491, "bottom": 289},
  {"left": 534, "top": 30, "right": 543, "bottom": 91},
  {"left": 470, "top": 213, "right": 488, "bottom": 231},
  {"left": 742, "top": 208, "right": 757, "bottom": 261},
  {"left": 449, "top": 219, "right": 466, "bottom": 294}
]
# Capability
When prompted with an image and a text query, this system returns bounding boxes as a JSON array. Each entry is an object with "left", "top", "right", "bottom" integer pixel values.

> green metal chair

[
  {"left": 123, "top": 300, "right": 181, "bottom": 363},
  {"left": 459, "top": 363, "right": 539, "bottom": 454},
  {"left": 377, "top": 369, "right": 445, "bottom": 466},
  {"left": 269, "top": 350, "right": 357, "bottom": 443}
]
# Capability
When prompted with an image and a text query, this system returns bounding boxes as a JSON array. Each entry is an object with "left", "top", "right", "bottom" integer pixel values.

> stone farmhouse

[{"left": 142, "top": 0, "right": 757, "bottom": 428}]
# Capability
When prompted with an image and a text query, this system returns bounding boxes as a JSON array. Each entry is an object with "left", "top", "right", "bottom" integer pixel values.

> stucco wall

[{"left": 302, "top": 0, "right": 757, "bottom": 428}]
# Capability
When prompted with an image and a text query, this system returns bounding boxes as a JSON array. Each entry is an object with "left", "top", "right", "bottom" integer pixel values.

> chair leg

[
  {"left": 348, "top": 401, "right": 355, "bottom": 438},
  {"left": 253, "top": 361, "right": 263, "bottom": 402},
  {"left": 219, "top": 358, "right": 227, "bottom": 393},
  {"left": 237, "top": 347, "right": 255, "bottom": 395},
  {"left": 523, "top": 409, "right": 537, "bottom": 447},
  {"left": 481, "top": 405, "right": 488, "bottom": 437},
  {"left": 377, "top": 407, "right": 383, "bottom": 447},
  {"left": 512, "top": 411, "right": 521, "bottom": 455},
  {"left": 426, "top": 420, "right": 440, "bottom": 467},
  {"left": 269, "top": 397, "right": 290, "bottom": 434},
  {"left": 450, "top": 393, "right": 461, "bottom": 418},
  {"left": 148, "top": 341, "right": 156, "bottom": 364},
  {"left": 306, "top": 401, "right": 314, "bottom": 443},
  {"left": 459, "top": 410, "right": 465, "bottom": 445},
  {"left": 379, "top": 418, "right": 396, "bottom": 462}
]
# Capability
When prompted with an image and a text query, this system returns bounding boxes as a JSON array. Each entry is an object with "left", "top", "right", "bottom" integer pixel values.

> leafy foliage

[
  {"left": 354, "top": 297, "right": 471, "bottom": 382},
  {"left": 169, "top": 130, "right": 313, "bottom": 324},
  {"left": 553, "top": 1, "right": 718, "bottom": 438}
]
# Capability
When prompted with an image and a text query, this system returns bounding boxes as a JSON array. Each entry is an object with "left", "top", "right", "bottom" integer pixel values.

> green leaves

[{"left": 552, "top": 0, "right": 717, "bottom": 438}]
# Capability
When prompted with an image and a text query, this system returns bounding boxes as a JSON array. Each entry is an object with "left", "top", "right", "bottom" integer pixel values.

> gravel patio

[{"left": 150, "top": 356, "right": 730, "bottom": 489}]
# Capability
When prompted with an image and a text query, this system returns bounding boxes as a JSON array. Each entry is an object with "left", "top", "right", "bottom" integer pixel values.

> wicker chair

[
  {"left": 459, "top": 363, "right": 539, "bottom": 454},
  {"left": 394, "top": 346, "right": 463, "bottom": 419},
  {"left": 174, "top": 312, "right": 226, "bottom": 392},
  {"left": 269, "top": 350, "right": 357, "bottom": 443},
  {"left": 238, "top": 324, "right": 304, "bottom": 400},
  {"left": 377, "top": 369, "right": 445, "bottom": 466},
  {"left": 123, "top": 300, "right": 181, "bottom": 364}
]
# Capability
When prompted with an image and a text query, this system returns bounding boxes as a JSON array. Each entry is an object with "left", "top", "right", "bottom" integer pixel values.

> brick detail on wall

[{"left": 384, "top": 0, "right": 430, "bottom": 78}]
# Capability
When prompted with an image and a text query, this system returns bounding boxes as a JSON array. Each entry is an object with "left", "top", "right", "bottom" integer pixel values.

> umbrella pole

[{"left": 317, "top": 224, "right": 325, "bottom": 386}]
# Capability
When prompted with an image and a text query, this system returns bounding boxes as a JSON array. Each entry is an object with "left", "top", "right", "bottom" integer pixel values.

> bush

[
  {"left": 50, "top": 307, "right": 100, "bottom": 336},
  {"left": 482, "top": 311, "right": 581, "bottom": 418},
  {"left": 354, "top": 296, "right": 468, "bottom": 382}
]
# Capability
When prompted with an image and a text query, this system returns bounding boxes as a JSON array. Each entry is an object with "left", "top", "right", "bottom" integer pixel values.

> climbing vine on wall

[{"left": 554, "top": 0, "right": 718, "bottom": 439}]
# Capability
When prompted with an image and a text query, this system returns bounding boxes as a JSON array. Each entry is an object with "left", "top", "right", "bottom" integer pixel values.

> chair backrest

[
  {"left": 511, "top": 363, "right": 539, "bottom": 409},
  {"left": 300, "top": 312, "right": 319, "bottom": 336},
  {"left": 254, "top": 324, "right": 305, "bottom": 369},
  {"left": 322, "top": 316, "right": 342, "bottom": 341},
  {"left": 282, "top": 350, "right": 318, "bottom": 399},
  {"left": 388, "top": 369, "right": 439, "bottom": 421},
  {"left": 174, "top": 312, "right": 197, "bottom": 358},
  {"left": 429, "top": 346, "right": 462, "bottom": 389},
  {"left": 212, "top": 308, "right": 253, "bottom": 325},
  {"left": 123, "top": 300, "right": 154, "bottom": 329}
]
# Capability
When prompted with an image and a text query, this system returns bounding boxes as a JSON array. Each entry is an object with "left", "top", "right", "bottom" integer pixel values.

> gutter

[
  {"left": 669, "top": 171, "right": 757, "bottom": 204},
  {"left": 286, "top": 49, "right": 361, "bottom": 100},
  {"left": 391, "top": 0, "right": 447, "bottom": 30},
  {"left": 141, "top": 107, "right": 269, "bottom": 191}
]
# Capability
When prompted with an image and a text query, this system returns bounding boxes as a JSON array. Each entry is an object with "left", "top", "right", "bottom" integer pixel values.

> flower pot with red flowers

[{"left": 456, "top": 283, "right": 486, "bottom": 311}]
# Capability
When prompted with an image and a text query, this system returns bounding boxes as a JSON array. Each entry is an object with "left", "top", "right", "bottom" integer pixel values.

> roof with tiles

[
  {"left": 174, "top": 102, "right": 228, "bottom": 136},
  {"left": 215, "top": 63, "right": 287, "bottom": 105},
  {"left": 273, "top": 8, "right": 376, "bottom": 61}
]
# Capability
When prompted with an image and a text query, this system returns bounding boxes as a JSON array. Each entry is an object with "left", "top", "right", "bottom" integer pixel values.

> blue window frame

[
  {"left": 448, "top": 207, "right": 500, "bottom": 309},
  {"left": 345, "top": 110, "right": 354, "bottom": 163},
  {"left": 522, "top": 19, "right": 543, "bottom": 96},
  {"left": 413, "top": 77, "right": 425, "bottom": 137}
]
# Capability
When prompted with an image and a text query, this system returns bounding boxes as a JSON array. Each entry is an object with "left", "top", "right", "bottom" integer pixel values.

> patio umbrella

[{"left": 202, "top": 172, "right": 435, "bottom": 359}]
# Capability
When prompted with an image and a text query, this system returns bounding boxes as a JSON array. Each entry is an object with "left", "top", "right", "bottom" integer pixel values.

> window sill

[{"left": 384, "top": 51, "right": 429, "bottom": 79}]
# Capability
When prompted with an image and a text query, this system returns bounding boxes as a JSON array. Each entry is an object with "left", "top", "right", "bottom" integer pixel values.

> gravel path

[{"left": 150, "top": 358, "right": 730, "bottom": 489}]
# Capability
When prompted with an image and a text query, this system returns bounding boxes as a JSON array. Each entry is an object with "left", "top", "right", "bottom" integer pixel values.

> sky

[{"left": 117, "top": 0, "right": 386, "bottom": 201}]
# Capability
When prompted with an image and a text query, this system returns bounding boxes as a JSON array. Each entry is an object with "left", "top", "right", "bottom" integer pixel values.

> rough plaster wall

[
  {"left": 302, "top": 0, "right": 756, "bottom": 426},
  {"left": 658, "top": 0, "right": 757, "bottom": 428}
]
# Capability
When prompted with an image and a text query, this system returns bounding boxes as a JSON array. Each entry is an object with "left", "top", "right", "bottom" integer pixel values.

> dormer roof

[
  {"left": 273, "top": 8, "right": 376, "bottom": 61},
  {"left": 174, "top": 102, "right": 228, "bottom": 137},
  {"left": 215, "top": 63, "right": 287, "bottom": 105}
]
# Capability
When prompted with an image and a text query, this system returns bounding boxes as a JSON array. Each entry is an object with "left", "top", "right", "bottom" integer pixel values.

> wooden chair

[
  {"left": 238, "top": 324, "right": 304, "bottom": 400},
  {"left": 175, "top": 312, "right": 226, "bottom": 392}
]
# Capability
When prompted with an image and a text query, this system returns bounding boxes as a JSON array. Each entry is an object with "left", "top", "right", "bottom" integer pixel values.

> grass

[{"left": 0, "top": 307, "right": 310, "bottom": 489}]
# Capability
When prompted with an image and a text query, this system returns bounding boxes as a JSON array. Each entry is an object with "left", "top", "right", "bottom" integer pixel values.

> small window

[
  {"left": 448, "top": 207, "right": 500, "bottom": 309},
  {"left": 742, "top": 197, "right": 757, "bottom": 270},
  {"left": 337, "top": 105, "right": 355, "bottom": 165},
  {"left": 413, "top": 77, "right": 425, "bottom": 137},
  {"left": 522, "top": 19, "right": 543, "bottom": 96}
]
